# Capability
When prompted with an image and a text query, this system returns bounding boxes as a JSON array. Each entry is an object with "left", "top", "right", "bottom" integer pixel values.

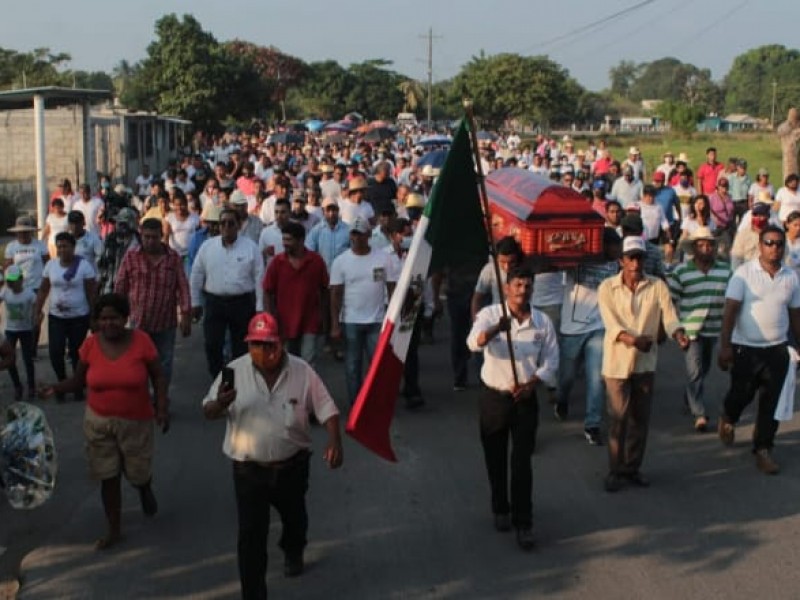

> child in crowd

[{"left": 0, "top": 265, "right": 37, "bottom": 399}]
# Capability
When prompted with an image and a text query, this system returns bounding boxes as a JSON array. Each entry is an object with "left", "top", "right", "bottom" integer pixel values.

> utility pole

[
  {"left": 418, "top": 28, "right": 442, "bottom": 129},
  {"left": 771, "top": 80, "right": 777, "bottom": 129}
]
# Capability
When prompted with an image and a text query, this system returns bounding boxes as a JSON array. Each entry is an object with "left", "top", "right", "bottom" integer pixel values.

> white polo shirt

[
  {"left": 726, "top": 259, "right": 800, "bottom": 347},
  {"left": 203, "top": 353, "right": 339, "bottom": 463}
]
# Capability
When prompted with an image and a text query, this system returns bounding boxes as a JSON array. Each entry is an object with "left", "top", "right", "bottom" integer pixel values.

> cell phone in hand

[{"left": 221, "top": 367, "right": 235, "bottom": 390}]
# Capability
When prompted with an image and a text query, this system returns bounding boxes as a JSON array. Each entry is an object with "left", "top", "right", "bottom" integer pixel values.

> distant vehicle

[{"left": 396, "top": 112, "right": 418, "bottom": 128}]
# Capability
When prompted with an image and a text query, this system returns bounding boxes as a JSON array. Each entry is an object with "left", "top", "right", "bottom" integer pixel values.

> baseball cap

[
  {"left": 752, "top": 202, "right": 771, "bottom": 216},
  {"left": 350, "top": 217, "right": 371, "bottom": 234},
  {"left": 622, "top": 236, "right": 646, "bottom": 256},
  {"left": 592, "top": 179, "right": 607, "bottom": 191},
  {"left": 757, "top": 167, "right": 769, "bottom": 177},
  {"left": 4, "top": 265, "right": 22, "bottom": 282},
  {"left": 653, "top": 171, "right": 666, "bottom": 182},
  {"left": 321, "top": 197, "right": 338, "bottom": 209},
  {"left": 229, "top": 190, "right": 248, "bottom": 205},
  {"left": 244, "top": 313, "right": 281, "bottom": 343}
]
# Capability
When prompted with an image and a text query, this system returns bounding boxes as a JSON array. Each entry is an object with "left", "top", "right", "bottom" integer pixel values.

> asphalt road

[{"left": 3, "top": 319, "right": 800, "bottom": 599}]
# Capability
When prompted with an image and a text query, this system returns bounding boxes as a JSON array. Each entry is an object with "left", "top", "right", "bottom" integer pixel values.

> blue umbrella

[
  {"left": 477, "top": 130, "right": 498, "bottom": 141},
  {"left": 324, "top": 121, "right": 355, "bottom": 132},
  {"left": 417, "top": 149, "right": 448, "bottom": 169},
  {"left": 418, "top": 135, "right": 452, "bottom": 147},
  {"left": 305, "top": 119, "right": 325, "bottom": 132}
]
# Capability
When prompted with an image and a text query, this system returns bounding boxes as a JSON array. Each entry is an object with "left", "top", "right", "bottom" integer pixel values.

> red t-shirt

[
  {"left": 262, "top": 251, "right": 328, "bottom": 338},
  {"left": 696, "top": 162, "right": 724, "bottom": 195},
  {"left": 79, "top": 329, "right": 158, "bottom": 420}
]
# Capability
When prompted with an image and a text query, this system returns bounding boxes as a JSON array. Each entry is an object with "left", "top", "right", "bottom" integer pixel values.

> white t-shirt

[
  {"left": 776, "top": 186, "right": 800, "bottom": 222},
  {"left": 330, "top": 249, "right": 391, "bottom": 323},
  {"left": 45, "top": 214, "right": 69, "bottom": 247},
  {"left": 74, "top": 231, "right": 103, "bottom": 271},
  {"left": 638, "top": 202, "right": 669, "bottom": 240},
  {"left": 5, "top": 240, "right": 48, "bottom": 290},
  {"left": 532, "top": 272, "right": 564, "bottom": 307},
  {"left": 339, "top": 199, "right": 374, "bottom": 227},
  {"left": 135, "top": 174, "right": 153, "bottom": 197},
  {"left": 726, "top": 259, "right": 800, "bottom": 347},
  {"left": 0, "top": 286, "right": 36, "bottom": 331},
  {"left": 72, "top": 198, "right": 104, "bottom": 235},
  {"left": 43, "top": 258, "right": 95, "bottom": 318},
  {"left": 257, "top": 223, "right": 285, "bottom": 270},
  {"left": 167, "top": 213, "right": 200, "bottom": 257},
  {"left": 748, "top": 183, "right": 775, "bottom": 202}
]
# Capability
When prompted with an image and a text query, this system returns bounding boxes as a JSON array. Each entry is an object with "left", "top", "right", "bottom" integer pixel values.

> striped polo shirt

[{"left": 668, "top": 259, "right": 732, "bottom": 339}]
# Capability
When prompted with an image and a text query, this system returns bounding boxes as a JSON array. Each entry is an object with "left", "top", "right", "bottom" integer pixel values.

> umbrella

[
  {"left": 356, "top": 123, "right": 372, "bottom": 134},
  {"left": 370, "top": 120, "right": 391, "bottom": 129},
  {"left": 417, "top": 135, "right": 452, "bottom": 147},
  {"left": 324, "top": 121, "right": 355, "bottom": 132},
  {"left": 324, "top": 133, "right": 348, "bottom": 145},
  {"left": 477, "top": 131, "right": 498, "bottom": 141},
  {"left": 363, "top": 127, "right": 396, "bottom": 143},
  {"left": 271, "top": 132, "right": 305, "bottom": 145},
  {"left": 305, "top": 119, "right": 325, "bottom": 132},
  {"left": 417, "top": 149, "right": 448, "bottom": 169}
]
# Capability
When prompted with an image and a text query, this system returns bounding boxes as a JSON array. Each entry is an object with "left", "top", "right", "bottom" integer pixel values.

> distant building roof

[{"left": 0, "top": 86, "right": 113, "bottom": 110}]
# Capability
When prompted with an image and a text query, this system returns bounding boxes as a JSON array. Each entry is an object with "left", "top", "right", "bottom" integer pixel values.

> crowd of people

[{"left": 2, "top": 125, "right": 800, "bottom": 598}]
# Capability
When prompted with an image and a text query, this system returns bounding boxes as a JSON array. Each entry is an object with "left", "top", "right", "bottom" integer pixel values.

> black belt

[{"left": 204, "top": 291, "right": 254, "bottom": 302}]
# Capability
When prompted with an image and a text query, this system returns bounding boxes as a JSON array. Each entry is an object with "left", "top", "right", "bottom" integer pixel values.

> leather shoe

[
  {"left": 755, "top": 448, "right": 779, "bottom": 475},
  {"left": 627, "top": 472, "right": 650, "bottom": 488},
  {"left": 516, "top": 528, "right": 534, "bottom": 550},
  {"left": 284, "top": 555, "right": 304, "bottom": 578},
  {"left": 604, "top": 473, "right": 623, "bottom": 493},
  {"left": 493, "top": 514, "right": 511, "bottom": 532}
]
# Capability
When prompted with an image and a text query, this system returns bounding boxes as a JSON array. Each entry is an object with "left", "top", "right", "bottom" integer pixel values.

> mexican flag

[{"left": 346, "top": 119, "right": 488, "bottom": 461}]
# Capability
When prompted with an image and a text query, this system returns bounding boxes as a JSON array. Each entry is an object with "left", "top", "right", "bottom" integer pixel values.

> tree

[
  {"left": 0, "top": 47, "right": 71, "bottom": 88},
  {"left": 723, "top": 45, "right": 800, "bottom": 117},
  {"left": 126, "top": 14, "right": 263, "bottom": 130},
  {"left": 285, "top": 60, "right": 352, "bottom": 119},
  {"left": 609, "top": 60, "right": 641, "bottom": 98},
  {"left": 398, "top": 80, "right": 424, "bottom": 113},
  {"left": 657, "top": 100, "right": 705, "bottom": 134},
  {"left": 343, "top": 60, "right": 405, "bottom": 119},
  {"left": 452, "top": 52, "right": 583, "bottom": 127}
]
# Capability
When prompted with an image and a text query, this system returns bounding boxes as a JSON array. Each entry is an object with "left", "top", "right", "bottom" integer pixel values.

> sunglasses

[{"left": 762, "top": 239, "right": 785, "bottom": 248}]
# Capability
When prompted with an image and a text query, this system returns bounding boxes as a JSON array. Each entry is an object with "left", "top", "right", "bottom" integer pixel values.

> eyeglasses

[
  {"left": 219, "top": 220, "right": 238, "bottom": 227},
  {"left": 762, "top": 239, "right": 785, "bottom": 248}
]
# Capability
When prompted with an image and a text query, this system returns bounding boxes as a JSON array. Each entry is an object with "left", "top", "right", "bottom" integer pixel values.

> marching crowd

[{"left": 2, "top": 126, "right": 800, "bottom": 597}]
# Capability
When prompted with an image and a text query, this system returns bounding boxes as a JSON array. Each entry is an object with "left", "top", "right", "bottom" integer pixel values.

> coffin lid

[{"left": 486, "top": 168, "right": 604, "bottom": 222}]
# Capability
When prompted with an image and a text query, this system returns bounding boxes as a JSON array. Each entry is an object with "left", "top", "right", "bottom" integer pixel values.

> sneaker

[
  {"left": 584, "top": 427, "right": 603, "bottom": 446},
  {"left": 515, "top": 528, "right": 535, "bottom": 551},
  {"left": 755, "top": 448, "right": 779, "bottom": 475},
  {"left": 493, "top": 513, "right": 511, "bottom": 532},
  {"left": 694, "top": 416, "right": 709, "bottom": 433},
  {"left": 554, "top": 403, "right": 568, "bottom": 421},
  {"left": 718, "top": 417, "right": 735, "bottom": 446},
  {"left": 284, "top": 555, "right": 304, "bottom": 577}
]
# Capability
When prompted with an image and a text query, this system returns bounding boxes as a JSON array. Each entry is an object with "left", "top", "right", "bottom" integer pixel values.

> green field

[{"left": 603, "top": 133, "right": 785, "bottom": 182}]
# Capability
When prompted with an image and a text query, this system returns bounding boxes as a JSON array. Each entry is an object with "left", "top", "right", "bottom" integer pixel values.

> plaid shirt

[{"left": 114, "top": 245, "right": 191, "bottom": 333}]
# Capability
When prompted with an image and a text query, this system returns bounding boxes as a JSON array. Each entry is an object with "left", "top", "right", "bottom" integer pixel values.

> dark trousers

[
  {"left": 402, "top": 315, "right": 422, "bottom": 397},
  {"left": 723, "top": 344, "right": 789, "bottom": 451},
  {"left": 203, "top": 292, "right": 255, "bottom": 378},
  {"left": 605, "top": 373, "right": 655, "bottom": 476},
  {"left": 6, "top": 329, "right": 35, "bottom": 389},
  {"left": 447, "top": 290, "right": 472, "bottom": 387},
  {"left": 232, "top": 453, "right": 310, "bottom": 600},
  {"left": 479, "top": 386, "right": 538, "bottom": 529},
  {"left": 48, "top": 314, "right": 90, "bottom": 381}
]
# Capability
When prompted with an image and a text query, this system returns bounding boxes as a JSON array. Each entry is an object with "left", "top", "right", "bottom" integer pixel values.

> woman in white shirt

[
  {"left": 34, "top": 232, "right": 97, "bottom": 400},
  {"left": 41, "top": 198, "right": 69, "bottom": 258},
  {"left": 680, "top": 195, "right": 717, "bottom": 239}
]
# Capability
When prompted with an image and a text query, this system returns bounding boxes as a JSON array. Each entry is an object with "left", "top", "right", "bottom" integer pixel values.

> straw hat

[
  {"left": 421, "top": 165, "right": 440, "bottom": 178},
  {"left": 8, "top": 215, "right": 39, "bottom": 232},
  {"left": 689, "top": 226, "right": 715, "bottom": 242}
]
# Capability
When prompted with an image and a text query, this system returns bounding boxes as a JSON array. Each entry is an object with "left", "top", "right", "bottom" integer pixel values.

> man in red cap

[{"left": 202, "top": 312, "right": 343, "bottom": 598}]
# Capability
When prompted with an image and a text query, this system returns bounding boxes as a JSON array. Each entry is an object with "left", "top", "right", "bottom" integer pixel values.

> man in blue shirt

[
  {"left": 653, "top": 170, "right": 681, "bottom": 247},
  {"left": 306, "top": 198, "right": 351, "bottom": 272}
]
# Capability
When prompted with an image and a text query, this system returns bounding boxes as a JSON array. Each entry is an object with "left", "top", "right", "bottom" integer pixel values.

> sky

[{"left": 1, "top": 0, "right": 798, "bottom": 92}]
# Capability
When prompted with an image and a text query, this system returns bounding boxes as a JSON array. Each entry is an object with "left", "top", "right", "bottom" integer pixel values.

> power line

[{"left": 517, "top": 0, "right": 659, "bottom": 54}]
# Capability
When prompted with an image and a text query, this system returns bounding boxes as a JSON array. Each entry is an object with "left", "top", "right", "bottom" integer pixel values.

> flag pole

[{"left": 462, "top": 99, "right": 520, "bottom": 389}]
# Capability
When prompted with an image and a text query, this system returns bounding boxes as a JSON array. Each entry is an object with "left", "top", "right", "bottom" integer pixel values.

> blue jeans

[
  {"left": 145, "top": 328, "right": 177, "bottom": 387},
  {"left": 684, "top": 336, "right": 716, "bottom": 418},
  {"left": 343, "top": 322, "right": 381, "bottom": 406},
  {"left": 286, "top": 334, "right": 320, "bottom": 368},
  {"left": 558, "top": 329, "right": 605, "bottom": 429}
]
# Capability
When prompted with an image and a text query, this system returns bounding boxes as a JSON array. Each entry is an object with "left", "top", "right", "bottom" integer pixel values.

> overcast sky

[{"left": 1, "top": 0, "right": 797, "bottom": 91}]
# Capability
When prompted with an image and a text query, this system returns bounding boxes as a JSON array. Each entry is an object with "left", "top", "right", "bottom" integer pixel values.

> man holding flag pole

[{"left": 346, "top": 102, "right": 554, "bottom": 550}]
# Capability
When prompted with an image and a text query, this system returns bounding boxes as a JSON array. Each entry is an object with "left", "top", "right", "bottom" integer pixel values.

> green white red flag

[{"left": 346, "top": 119, "right": 488, "bottom": 461}]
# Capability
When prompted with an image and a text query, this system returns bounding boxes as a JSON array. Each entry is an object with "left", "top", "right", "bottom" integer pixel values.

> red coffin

[{"left": 485, "top": 168, "right": 605, "bottom": 268}]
